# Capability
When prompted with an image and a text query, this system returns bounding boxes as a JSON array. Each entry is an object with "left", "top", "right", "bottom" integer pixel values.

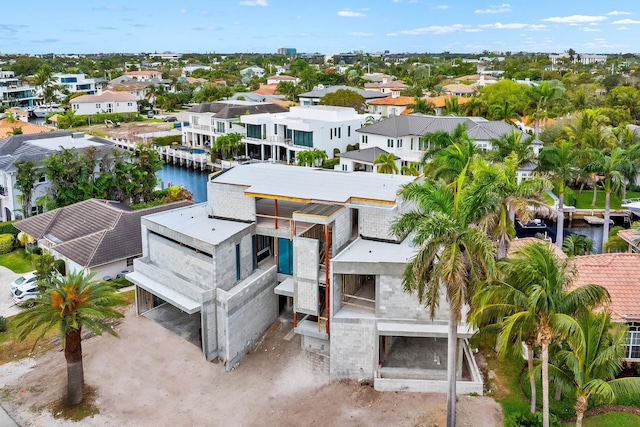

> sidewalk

[{"left": 0, "top": 403, "right": 18, "bottom": 426}]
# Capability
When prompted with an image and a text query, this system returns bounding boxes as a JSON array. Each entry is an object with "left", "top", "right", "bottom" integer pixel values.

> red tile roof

[
  {"left": 124, "top": 70, "right": 160, "bottom": 76},
  {"left": 0, "top": 118, "right": 52, "bottom": 137},
  {"left": 573, "top": 253, "right": 640, "bottom": 320},
  {"left": 368, "top": 95, "right": 416, "bottom": 106},
  {"left": 508, "top": 237, "right": 567, "bottom": 259},
  {"left": 618, "top": 228, "right": 638, "bottom": 251},
  {"left": 72, "top": 90, "right": 137, "bottom": 103}
]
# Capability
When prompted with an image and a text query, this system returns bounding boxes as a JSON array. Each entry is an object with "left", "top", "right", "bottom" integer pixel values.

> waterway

[{"left": 156, "top": 163, "right": 209, "bottom": 203}]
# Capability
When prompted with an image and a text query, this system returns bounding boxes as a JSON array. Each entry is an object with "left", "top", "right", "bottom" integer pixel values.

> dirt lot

[
  {"left": 81, "top": 121, "right": 174, "bottom": 143},
  {"left": 0, "top": 306, "right": 503, "bottom": 427}
]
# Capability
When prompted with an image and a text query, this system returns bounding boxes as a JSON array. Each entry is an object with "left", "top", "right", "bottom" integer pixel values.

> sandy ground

[{"left": 0, "top": 306, "right": 503, "bottom": 427}]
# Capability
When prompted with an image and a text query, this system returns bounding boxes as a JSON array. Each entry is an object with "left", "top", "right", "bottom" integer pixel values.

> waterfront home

[
  {"left": 0, "top": 131, "right": 116, "bottom": 221},
  {"left": 0, "top": 71, "right": 37, "bottom": 108},
  {"left": 126, "top": 163, "right": 485, "bottom": 394},
  {"left": 14, "top": 199, "right": 192, "bottom": 279},
  {"left": 71, "top": 91, "right": 138, "bottom": 115}
]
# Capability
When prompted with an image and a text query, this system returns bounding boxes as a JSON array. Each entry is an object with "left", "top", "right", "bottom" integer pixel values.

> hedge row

[
  {"left": 0, "top": 221, "right": 20, "bottom": 236},
  {"left": 0, "top": 234, "right": 15, "bottom": 254},
  {"left": 55, "top": 112, "right": 143, "bottom": 129},
  {"left": 152, "top": 134, "right": 183, "bottom": 146}
]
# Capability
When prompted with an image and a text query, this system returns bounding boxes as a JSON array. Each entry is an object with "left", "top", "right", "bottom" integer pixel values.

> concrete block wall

[
  {"left": 201, "top": 289, "right": 218, "bottom": 361},
  {"left": 216, "top": 266, "right": 278, "bottom": 370},
  {"left": 207, "top": 182, "right": 256, "bottom": 222},
  {"left": 330, "top": 317, "right": 377, "bottom": 380},
  {"left": 333, "top": 207, "right": 351, "bottom": 253},
  {"left": 377, "top": 275, "right": 450, "bottom": 322},
  {"left": 358, "top": 204, "right": 399, "bottom": 241},
  {"left": 147, "top": 232, "right": 215, "bottom": 289},
  {"left": 213, "top": 232, "right": 256, "bottom": 292},
  {"left": 301, "top": 335, "right": 330, "bottom": 357},
  {"left": 133, "top": 259, "right": 205, "bottom": 303}
]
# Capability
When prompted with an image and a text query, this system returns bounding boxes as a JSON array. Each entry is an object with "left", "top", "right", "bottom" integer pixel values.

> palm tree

[
  {"left": 14, "top": 160, "right": 38, "bottom": 218},
  {"left": 537, "top": 141, "right": 579, "bottom": 249},
  {"left": 583, "top": 147, "right": 631, "bottom": 252},
  {"left": 494, "top": 242, "right": 610, "bottom": 427},
  {"left": 420, "top": 123, "right": 471, "bottom": 165},
  {"left": 487, "top": 130, "right": 536, "bottom": 168},
  {"left": 490, "top": 101, "right": 520, "bottom": 123},
  {"left": 13, "top": 270, "right": 125, "bottom": 405},
  {"left": 443, "top": 96, "right": 464, "bottom": 116},
  {"left": 408, "top": 97, "right": 435, "bottom": 115},
  {"left": 426, "top": 138, "right": 478, "bottom": 183},
  {"left": 391, "top": 169, "right": 497, "bottom": 427},
  {"left": 463, "top": 97, "right": 487, "bottom": 117},
  {"left": 400, "top": 162, "right": 420, "bottom": 176},
  {"left": 562, "top": 234, "right": 593, "bottom": 256},
  {"left": 526, "top": 81, "right": 564, "bottom": 137},
  {"left": 554, "top": 311, "right": 640, "bottom": 427},
  {"left": 373, "top": 152, "right": 399, "bottom": 174}
]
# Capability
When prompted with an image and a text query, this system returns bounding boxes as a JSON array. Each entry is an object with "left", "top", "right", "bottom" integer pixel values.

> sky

[{"left": 2, "top": 1, "right": 640, "bottom": 55}]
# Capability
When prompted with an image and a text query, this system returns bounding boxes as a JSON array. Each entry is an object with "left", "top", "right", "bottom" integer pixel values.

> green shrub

[
  {"left": 0, "top": 221, "right": 20, "bottom": 236},
  {"left": 112, "top": 277, "right": 132, "bottom": 289},
  {"left": 333, "top": 148, "right": 340, "bottom": 156},
  {"left": 0, "top": 234, "right": 14, "bottom": 254},
  {"left": 505, "top": 412, "right": 561, "bottom": 427},
  {"left": 0, "top": 315, "right": 6, "bottom": 333},
  {"left": 54, "top": 259, "right": 66, "bottom": 276},
  {"left": 30, "top": 247, "right": 43, "bottom": 255},
  {"left": 322, "top": 158, "right": 340, "bottom": 169},
  {"left": 152, "top": 134, "right": 183, "bottom": 146}
]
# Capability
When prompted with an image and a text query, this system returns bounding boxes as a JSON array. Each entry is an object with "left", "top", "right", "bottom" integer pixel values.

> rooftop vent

[{"left": 71, "top": 132, "right": 85, "bottom": 139}]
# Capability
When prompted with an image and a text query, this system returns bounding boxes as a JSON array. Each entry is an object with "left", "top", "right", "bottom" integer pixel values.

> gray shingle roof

[
  {"left": 299, "top": 85, "right": 388, "bottom": 101},
  {"left": 337, "top": 147, "right": 395, "bottom": 163},
  {"left": 188, "top": 102, "right": 288, "bottom": 117},
  {"left": 15, "top": 199, "right": 193, "bottom": 268},
  {"left": 357, "top": 115, "right": 543, "bottom": 145}
]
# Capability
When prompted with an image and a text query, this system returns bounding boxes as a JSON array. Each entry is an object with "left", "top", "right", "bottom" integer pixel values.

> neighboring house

[
  {"left": 240, "top": 105, "right": 376, "bottom": 163},
  {"left": 364, "top": 80, "right": 408, "bottom": 94},
  {"left": 182, "top": 64, "right": 211, "bottom": 76},
  {"left": 107, "top": 72, "right": 173, "bottom": 101},
  {"left": 366, "top": 91, "right": 415, "bottom": 116},
  {"left": 182, "top": 100, "right": 289, "bottom": 150},
  {"left": 52, "top": 73, "right": 104, "bottom": 96},
  {"left": 240, "top": 66, "right": 266, "bottom": 81},
  {"left": 617, "top": 228, "right": 639, "bottom": 253},
  {"left": 71, "top": 90, "right": 138, "bottom": 115},
  {"left": 443, "top": 83, "right": 477, "bottom": 97},
  {"left": 0, "top": 71, "right": 37, "bottom": 107},
  {"left": 0, "top": 117, "right": 51, "bottom": 138},
  {"left": 126, "top": 163, "right": 484, "bottom": 393},
  {"left": 14, "top": 199, "right": 192, "bottom": 279},
  {"left": 266, "top": 75, "right": 298, "bottom": 86},
  {"left": 356, "top": 114, "right": 543, "bottom": 166},
  {"left": 0, "top": 130, "right": 116, "bottom": 221},
  {"left": 361, "top": 73, "right": 395, "bottom": 84},
  {"left": 298, "top": 85, "right": 387, "bottom": 106},
  {"left": 336, "top": 147, "right": 398, "bottom": 172},
  {"left": 122, "top": 70, "right": 163, "bottom": 81}
]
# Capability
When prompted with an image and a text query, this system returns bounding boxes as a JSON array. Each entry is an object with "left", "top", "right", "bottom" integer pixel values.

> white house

[
  {"left": 240, "top": 105, "right": 377, "bottom": 163},
  {"left": 71, "top": 91, "right": 138, "bottom": 115},
  {"left": 122, "top": 70, "right": 163, "bottom": 81},
  {"left": 240, "top": 66, "right": 266, "bottom": 81},
  {"left": 52, "top": 73, "right": 104, "bottom": 96},
  {"left": 266, "top": 75, "right": 298, "bottom": 86}
]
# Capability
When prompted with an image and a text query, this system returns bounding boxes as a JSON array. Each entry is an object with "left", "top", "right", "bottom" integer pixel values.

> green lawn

[
  {"left": 0, "top": 249, "right": 33, "bottom": 273},
  {"left": 563, "top": 412, "right": 640, "bottom": 427},
  {"left": 574, "top": 190, "right": 640, "bottom": 210}
]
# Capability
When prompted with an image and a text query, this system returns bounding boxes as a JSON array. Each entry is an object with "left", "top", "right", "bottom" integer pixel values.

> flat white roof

[
  {"left": 332, "top": 237, "right": 415, "bottom": 264},
  {"left": 27, "top": 135, "right": 108, "bottom": 150},
  {"left": 212, "top": 163, "right": 416, "bottom": 204},
  {"left": 143, "top": 203, "right": 251, "bottom": 245}
]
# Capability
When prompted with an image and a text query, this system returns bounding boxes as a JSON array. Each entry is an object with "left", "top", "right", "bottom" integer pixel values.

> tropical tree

[
  {"left": 490, "top": 242, "right": 610, "bottom": 427},
  {"left": 420, "top": 123, "right": 471, "bottom": 165},
  {"left": 583, "top": 147, "right": 630, "bottom": 251},
  {"left": 486, "top": 130, "right": 536, "bottom": 167},
  {"left": 295, "top": 149, "right": 327, "bottom": 167},
  {"left": 489, "top": 101, "right": 520, "bottom": 123},
  {"left": 562, "top": 234, "right": 593, "bottom": 256},
  {"left": 14, "top": 160, "right": 38, "bottom": 218},
  {"left": 554, "top": 311, "right": 640, "bottom": 427},
  {"left": 400, "top": 162, "right": 420, "bottom": 176},
  {"left": 408, "top": 97, "right": 435, "bottom": 115},
  {"left": 391, "top": 169, "right": 497, "bottom": 427},
  {"left": 537, "top": 141, "right": 579, "bottom": 249},
  {"left": 463, "top": 97, "right": 488, "bottom": 117},
  {"left": 13, "top": 270, "right": 125, "bottom": 405},
  {"left": 526, "top": 81, "right": 564, "bottom": 137},
  {"left": 443, "top": 96, "right": 464, "bottom": 116},
  {"left": 319, "top": 89, "right": 366, "bottom": 113},
  {"left": 213, "top": 133, "right": 243, "bottom": 160},
  {"left": 373, "top": 152, "right": 399, "bottom": 174}
]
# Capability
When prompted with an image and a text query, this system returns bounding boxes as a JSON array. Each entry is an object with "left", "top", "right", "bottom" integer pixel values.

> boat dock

[{"left": 582, "top": 216, "right": 614, "bottom": 226}]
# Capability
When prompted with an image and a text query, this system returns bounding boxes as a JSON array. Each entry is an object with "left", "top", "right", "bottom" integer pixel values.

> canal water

[{"left": 156, "top": 163, "right": 209, "bottom": 202}]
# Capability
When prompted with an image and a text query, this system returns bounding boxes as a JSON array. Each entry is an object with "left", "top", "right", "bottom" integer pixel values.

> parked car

[
  {"left": 147, "top": 110, "right": 155, "bottom": 118},
  {"left": 163, "top": 116, "right": 178, "bottom": 122},
  {"left": 10, "top": 271, "right": 38, "bottom": 307}
]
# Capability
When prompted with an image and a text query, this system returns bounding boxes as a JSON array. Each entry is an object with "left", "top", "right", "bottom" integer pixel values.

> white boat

[
  {"left": 622, "top": 199, "right": 640, "bottom": 217},
  {"left": 31, "top": 104, "right": 64, "bottom": 118}
]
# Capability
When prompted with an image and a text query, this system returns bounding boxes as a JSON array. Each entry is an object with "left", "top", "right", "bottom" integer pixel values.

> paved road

[
  {"left": 0, "top": 266, "right": 26, "bottom": 318},
  {"left": 0, "top": 404, "right": 18, "bottom": 427}
]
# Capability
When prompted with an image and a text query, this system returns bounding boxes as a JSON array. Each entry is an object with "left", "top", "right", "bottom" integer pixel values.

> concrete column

[
  {"left": 260, "top": 144, "right": 265, "bottom": 161},
  {"left": 457, "top": 339, "right": 464, "bottom": 380},
  {"left": 202, "top": 289, "right": 218, "bottom": 362}
]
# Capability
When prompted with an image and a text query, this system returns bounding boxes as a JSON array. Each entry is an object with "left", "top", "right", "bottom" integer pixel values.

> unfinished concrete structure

[{"left": 130, "top": 163, "right": 483, "bottom": 393}]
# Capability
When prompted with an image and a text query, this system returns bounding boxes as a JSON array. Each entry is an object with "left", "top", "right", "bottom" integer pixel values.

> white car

[{"left": 10, "top": 271, "right": 38, "bottom": 307}]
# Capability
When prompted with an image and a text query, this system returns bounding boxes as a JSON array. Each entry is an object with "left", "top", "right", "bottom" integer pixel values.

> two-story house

[
  {"left": 127, "top": 163, "right": 484, "bottom": 394},
  {"left": 71, "top": 90, "right": 138, "bottom": 115},
  {"left": 0, "top": 71, "right": 37, "bottom": 107},
  {"left": 52, "top": 73, "right": 105, "bottom": 97},
  {"left": 240, "top": 105, "right": 377, "bottom": 163}
]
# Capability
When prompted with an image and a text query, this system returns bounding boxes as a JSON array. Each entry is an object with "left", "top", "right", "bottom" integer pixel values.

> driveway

[{"left": 0, "top": 266, "right": 25, "bottom": 318}]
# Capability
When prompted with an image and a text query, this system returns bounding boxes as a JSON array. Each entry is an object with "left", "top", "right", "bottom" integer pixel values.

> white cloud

[
  {"left": 618, "top": 26, "right": 630, "bottom": 30},
  {"left": 528, "top": 24, "right": 547, "bottom": 30},
  {"left": 392, "top": 0, "right": 401, "bottom": 2},
  {"left": 397, "top": 24, "right": 469, "bottom": 35},
  {"left": 179, "top": 8, "right": 187, "bottom": 14},
  {"left": 348, "top": 32, "right": 374, "bottom": 36},
  {"left": 613, "top": 19, "right": 640, "bottom": 24},
  {"left": 542, "top": 15, "right": 606, "bottom": 24},
  {"left": 479, "top": 22, "right": 528, "bottom": 29},
  {"left": 239, "top": 0, "right": 268, "bottom": 6},
  {"left": 338, "top": 10, "right": 366, "bottom": 17},
  {"left": 608, "top": 11, "right": 632, "bottom": 15},
  {"left": 475, "top": 3, "right": 511, "bottom": 14},
  {"left": 433, "top": 5, "right": 450, "bottom": 9},
  {"left": 387, "top": 32, "right": 398, "bottom": 36},
  {"left": 583, "top": 28, "right": 600, "bottom": 32},
  {"left": 465, "top": 29, "right": 482, "bottom": 32}
]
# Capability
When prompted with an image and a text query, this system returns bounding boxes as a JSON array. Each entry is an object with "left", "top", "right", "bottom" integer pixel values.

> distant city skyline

[{"left": 2, "top": 1, "right": 640, "bottom": 55}]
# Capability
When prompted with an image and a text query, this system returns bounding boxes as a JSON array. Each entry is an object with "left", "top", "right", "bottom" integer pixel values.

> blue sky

[{"left": 2, "top": 1, "right": 640, "bottom": 55}]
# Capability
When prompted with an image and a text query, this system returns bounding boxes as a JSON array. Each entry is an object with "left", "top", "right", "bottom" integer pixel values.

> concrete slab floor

[
  {"left": 381, "top": 336, "right": 448, "bottom": 370},
  {"left": 143, "top": 303, "right": 201, "bottom": 348}
]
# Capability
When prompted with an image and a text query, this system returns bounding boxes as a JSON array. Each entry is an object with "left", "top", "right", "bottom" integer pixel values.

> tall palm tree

[
  {"left": 14, "top": 160, "right": 38, "bottom": 218},
  {"left": 426, "top": 137, "right": 478, "bottom": 183},
  {"left": 494, "top": 242, "right": 609, "bottom": 427},
  {"left": 463, "top": 97, "right": 487, "bottom": 118},
  {"left": 583, "top": 147, "right": 630, "bottom": 252},
  {"left": 13, "top": 270, "right": 125, "bottom": 405},
  {"left": 487, "top": 130, "right": 536, "bottom": 168},
  {"left": 400, "top": 162, "right": 420, "bottom": 176},
  {"left": 537, "top": 141, "right": 579, "bottom": 249},
  {"left": 420, "top": 123, "right": 471, "bottom": 165},
  {"left": 554, "top": 311, "right": 640, "bottom": 427},
  {"left": 373, "top": 152, "right": 399, "bottom": 174},
  {"left": 443, "top": 96, "right": 464, "bottom": 116},
  {"left": 489, "top": 101, "right": 520, "bottom": 123},
  {"left": 408, "top": 97, "right": 435, "bottom": 115},
  {"left": 391, "top": 169, "right": 497, "bottom": 427},
  {"left": 526, "top": 81, "right": 564, "bottom": 137}
]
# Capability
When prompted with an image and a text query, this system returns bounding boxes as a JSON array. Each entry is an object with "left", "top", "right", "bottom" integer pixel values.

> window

[
  {"left": 627, "top": 322, "right": 640, "bottom": 359},
  {"left": 397, "top": 139, "right": 402, "bottom": 148},
  {"left": 293, "top": 130, "right": 313, "bottom": 147},
  {"left": 338, "top": 128, "right": 341, "bottom": 138},
  {"left": 96, "top": 104, "right": 101, "bottom": 109},
  {"left": 362, "top": 135, "right": 368, "bottom": 144},
  {"left": 235, "top": 243, "right": 241, "bottom": 281},
  {"left": 348, "top": 126, "right": 351, "bottom": 137},
  {"left": 274, "top": 124, "right": 277, "bottom": 135},
  {"left": 216, "top": 121, "right": 226, "bottom": 133},
  {"left": 387, "top": 139, "right": 394, "bottom": 148},
  {"left": 38, "top": 175, "right": 46, "bottom": 183},
  {"left": 342, "top": 164, "right": 347, "bottom": 171},
  {"left": 126, "top": 257, "right": 135, "bottom": 267},
  {"left": 411, "top": 138, "right": 414, "bottom": 150},
  {"left": 246, "top": 124, "right": 262, "bottom": 139}
]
